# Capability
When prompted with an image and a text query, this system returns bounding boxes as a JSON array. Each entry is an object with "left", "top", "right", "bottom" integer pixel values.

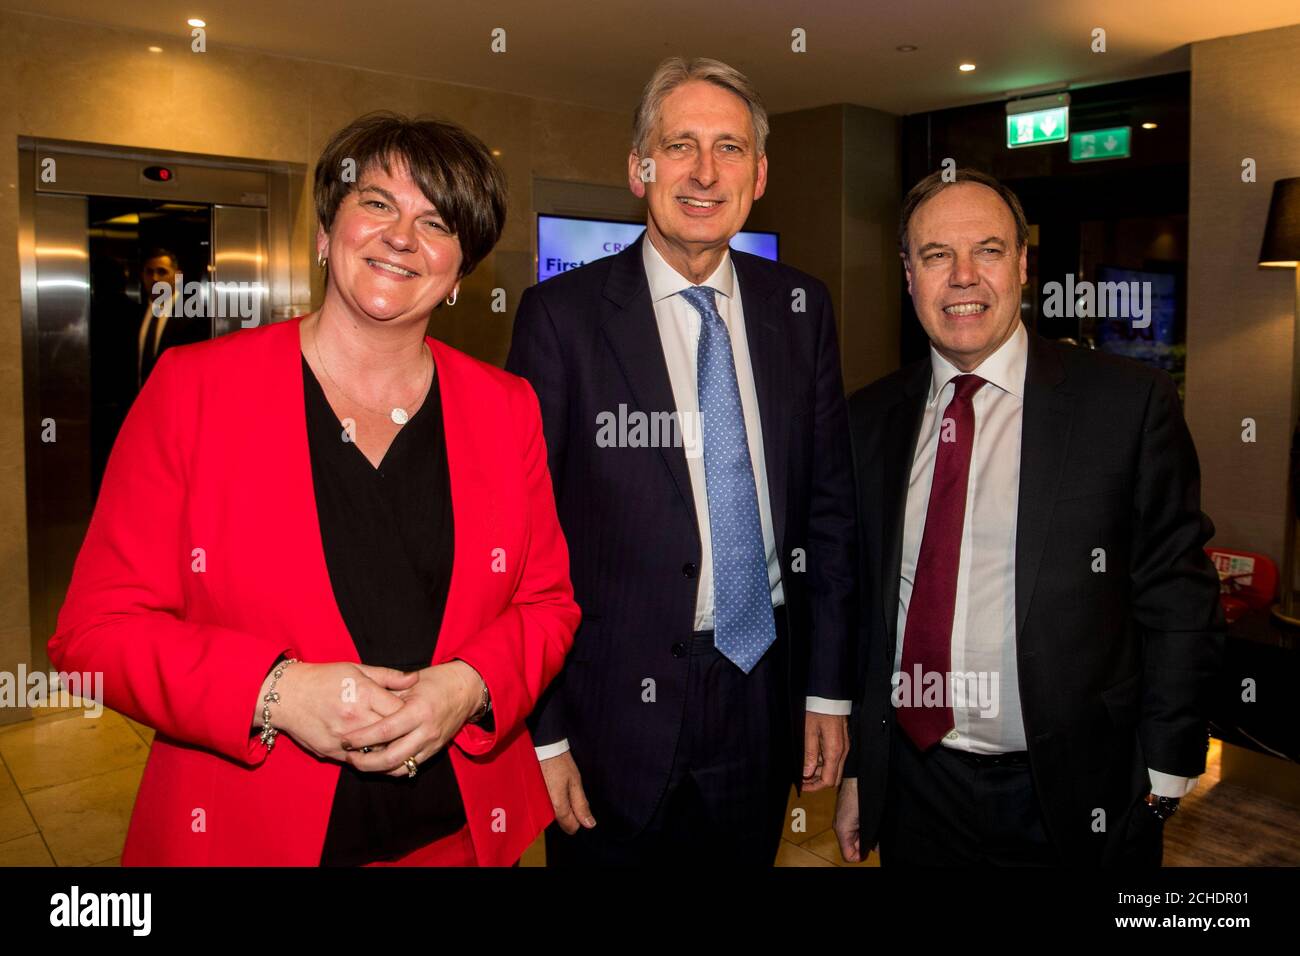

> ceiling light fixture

[
  {"left": 187, "top": 18, "right": 206, "bottom": 28},
  {"left": 959, "top": 62, "right": 977, "bottom": 72}
]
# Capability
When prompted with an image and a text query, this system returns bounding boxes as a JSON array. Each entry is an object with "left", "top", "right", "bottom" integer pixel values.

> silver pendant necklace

[{"left": 313, "top": 324, "right": 431, "bottom": 426}]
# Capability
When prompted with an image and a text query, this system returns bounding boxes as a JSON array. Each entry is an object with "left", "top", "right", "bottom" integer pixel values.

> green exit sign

[
  {"left": 1070, "top": 127, "right": 1131, "bottom": 162},
  {"left": 1006, "top": 107, "right": 1069, "bottom": 148}
]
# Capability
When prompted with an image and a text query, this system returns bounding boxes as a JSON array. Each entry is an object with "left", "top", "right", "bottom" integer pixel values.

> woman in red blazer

[{"left": 48, "top": 112, "right": 578, "bottom": 866}]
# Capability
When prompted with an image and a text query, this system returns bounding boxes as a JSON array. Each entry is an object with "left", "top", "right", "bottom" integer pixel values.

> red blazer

[{"left": 48, "top": 317, "right": 579, "bottom": 866}]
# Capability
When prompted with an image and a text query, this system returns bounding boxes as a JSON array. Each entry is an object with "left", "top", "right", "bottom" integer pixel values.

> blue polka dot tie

[{"left": 680, "top": 285, "right": 776, "bottom": 673}]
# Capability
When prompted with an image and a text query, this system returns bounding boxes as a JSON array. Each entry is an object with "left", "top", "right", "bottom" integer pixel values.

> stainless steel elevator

[{"left": 18, "top": 139, "right": 307, "bottom": 671}]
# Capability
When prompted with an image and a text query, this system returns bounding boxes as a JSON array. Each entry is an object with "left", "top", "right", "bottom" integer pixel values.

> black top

[{"left": 301, "top": 351, "right": 467, "bottom": 866}]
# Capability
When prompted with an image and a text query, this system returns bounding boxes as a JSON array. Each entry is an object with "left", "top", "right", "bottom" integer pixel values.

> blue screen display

[
  {"left": 537, "top": 215, "right": 778, "bottom": 281},
  {"left": 1094, "top": 266, "right": 1178, "bottom": 372}
]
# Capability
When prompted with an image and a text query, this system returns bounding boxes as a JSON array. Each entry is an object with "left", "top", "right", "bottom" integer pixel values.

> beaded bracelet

[
  {"left": 466, "top": 677, "right": 492, "bottom": 725},
  {"left": 259, "top": 657, "right": 300, "bottom": 752}
]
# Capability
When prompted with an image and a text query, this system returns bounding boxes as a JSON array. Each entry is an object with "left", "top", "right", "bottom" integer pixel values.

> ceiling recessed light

[
  {"left": 896, "top": 44, "right": 918, "bottom": 53},
  {"left": 148, "top": 45, "right": 163, "bottom": 53},
  {"left": 491, "top": 149, "right": 502, "bottom": 157},
  {"left": 1141, "top": 122, "right": 1158, "bottom": 130},
  {"left": 959, "top": 62, "right": 977, "bottom": 72},
  {"left": 187, "top": 18, "right": 206, "bottom": 28}
]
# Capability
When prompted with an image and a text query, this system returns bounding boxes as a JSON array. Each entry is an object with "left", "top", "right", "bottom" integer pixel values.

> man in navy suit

[{"left": 506, "top": 57, "right": 856, "bottom": 865}]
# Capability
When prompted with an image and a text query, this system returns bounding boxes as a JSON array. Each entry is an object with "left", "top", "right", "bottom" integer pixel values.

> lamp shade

[{"left": 1259, "top": 176, "right": 1300, "bottom": 268}]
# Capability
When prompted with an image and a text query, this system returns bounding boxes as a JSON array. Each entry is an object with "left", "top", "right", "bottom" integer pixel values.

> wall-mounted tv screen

[
  {"left": 1093, "top": 266, "right": 1179, "bottom": 375},
  {"left": 537, "top": 214, "right": 779, "bottom": 282}
]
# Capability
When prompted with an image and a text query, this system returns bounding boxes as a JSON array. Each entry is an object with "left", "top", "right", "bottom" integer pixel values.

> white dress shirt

[
  {"left": 644, "top": 238, "right": 781, "bottom": 633},
  {"left": 893, "top": 323, "right": 1194, "bottom": 797},
  {"left": 534, "top": 238, "right": 849, "bottom": 761}
]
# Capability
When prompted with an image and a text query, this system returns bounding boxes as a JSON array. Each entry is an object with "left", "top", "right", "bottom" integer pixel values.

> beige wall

[
  {"left": 749, "top": 104, "right": 901, "bottom": 394},
  {"left": 1186, "top": 23, "right": 1300, "bottom": 566},
  {"left": 0, "top": 9, "right": 630, "bottom": 717},
  {"left": 842, "top": 105, "right": 902, "bottom": 393}
]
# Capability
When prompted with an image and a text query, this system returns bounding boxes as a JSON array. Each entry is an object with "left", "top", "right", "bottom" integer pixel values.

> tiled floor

[
  {"left": 1, "top": 707, "right": 1293, "bottom": 867},
  {"left": 0, "top": 699, "right": 153, "bottom": 867}
]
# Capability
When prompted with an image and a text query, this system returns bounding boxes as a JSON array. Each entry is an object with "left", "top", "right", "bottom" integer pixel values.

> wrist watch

[{"left": 1144, "top": 792, "right": 1180, "bottom": 822}]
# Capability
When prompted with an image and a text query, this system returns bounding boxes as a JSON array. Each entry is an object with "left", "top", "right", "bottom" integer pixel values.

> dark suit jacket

[
  {"left": 845, "top": 330, "right": 1225, "bottom": 865},
  {"left": 90, "top": 291, "right": 144, "bottom": 494},
  {"left": 141, "top": 303, "right": 210, "bottom": 385},
  {"left": 506, "top": 236, "right": 857, "bottom": 833}
]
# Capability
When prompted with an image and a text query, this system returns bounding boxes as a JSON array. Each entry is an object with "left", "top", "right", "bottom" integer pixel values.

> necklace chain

[{"left": 311, "top": 321, "right": 431, "bottom": 425}]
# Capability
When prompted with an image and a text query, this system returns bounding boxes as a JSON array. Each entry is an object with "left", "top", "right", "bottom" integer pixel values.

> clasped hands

[{"left": 266, "top": 660, "right": 485, "bottom": 778}]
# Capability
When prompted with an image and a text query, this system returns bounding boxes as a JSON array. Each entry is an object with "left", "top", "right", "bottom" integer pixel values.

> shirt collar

[
  {"left": 927, "top": 321, "right": 1028, "bottom": 406},
  {"left": 642, "top": 232, "right": 736, "bottom": 304}
]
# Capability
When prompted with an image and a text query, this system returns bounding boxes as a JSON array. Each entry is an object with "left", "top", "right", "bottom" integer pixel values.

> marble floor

[{"left": 1, "top": 702, "right": 1294, "bottom": 867}]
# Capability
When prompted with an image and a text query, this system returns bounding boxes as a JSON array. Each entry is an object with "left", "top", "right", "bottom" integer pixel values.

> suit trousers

[
  {"left": 879, "top": 730, "right": 1062, "bottom": 866},
  {"left": 546, "top": 612, "right": 794, "bottom": 866}
]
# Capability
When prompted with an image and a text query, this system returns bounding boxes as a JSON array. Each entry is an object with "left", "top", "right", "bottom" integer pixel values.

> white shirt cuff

[
  {"left": 534, "top": 738, "right": 571, "bottom": 761},
  {"left": 1148, "top": 769, "right": 1198, "bottom": 798},
  {"left": 806, "top": 697, "right": 852, "bottom": 716}
]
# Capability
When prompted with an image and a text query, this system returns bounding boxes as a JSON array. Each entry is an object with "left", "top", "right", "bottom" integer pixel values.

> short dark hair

[
  {"left": 898, "top": 168, "right": 1029, "bottom": 256},
  {"left": 141, "top": 247, "right": 178, "bottom": 269},
  {"left": 313, "top": 111, "right": 507, "bottom": 278}
]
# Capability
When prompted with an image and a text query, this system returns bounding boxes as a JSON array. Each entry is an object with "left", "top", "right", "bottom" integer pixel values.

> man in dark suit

[
  {"left": 833, "top": 169, "right": 1224, "bottom": 866},
  {"left": 137, "top": 247, "right": 209, "bottom": 388},
  {"left": 506, "top": 57, "right": 856, "bottom": 865},
  {"left": 89, "top": 247, "right": 208, "bottom": 496}
]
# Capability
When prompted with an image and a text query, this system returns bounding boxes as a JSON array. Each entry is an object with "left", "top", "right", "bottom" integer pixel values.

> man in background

[{"left": 137, "top": 246, "right": 207, "bottom": 387}]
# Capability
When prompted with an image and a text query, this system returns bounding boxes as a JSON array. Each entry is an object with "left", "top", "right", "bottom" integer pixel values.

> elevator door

[{"left": 20, "top": 140, "right": 300, "bottom": 673}]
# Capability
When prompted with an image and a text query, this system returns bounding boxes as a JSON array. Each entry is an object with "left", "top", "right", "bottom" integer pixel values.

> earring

[
  {"left": 445, "top": 288, "right": 458, "bottom": 306},
  {"left": 317, "top": 253, "right": 327, "bottom": 269}
]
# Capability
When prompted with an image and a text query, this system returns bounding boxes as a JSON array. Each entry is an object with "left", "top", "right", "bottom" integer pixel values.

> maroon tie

[{"left": 897, "top": 373, "right": 986, "bottom": 751}]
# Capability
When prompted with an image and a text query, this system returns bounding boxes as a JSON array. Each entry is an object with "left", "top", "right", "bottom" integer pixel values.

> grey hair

[{"left": 631, "top": 57, "right": 769, "bottom": 158}]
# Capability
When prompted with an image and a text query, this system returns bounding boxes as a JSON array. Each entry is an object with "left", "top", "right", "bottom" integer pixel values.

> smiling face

[
  {"left": 629, "top": 79, "right": 767, "bottom": 264},
  {"left": 317, "top": 158, "right": 463, "bottom": 324},
  {"left": 902, "top": 182, "right": 1028, "bottom": 371}
]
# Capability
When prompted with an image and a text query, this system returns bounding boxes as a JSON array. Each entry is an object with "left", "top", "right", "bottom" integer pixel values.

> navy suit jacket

[{"left": 506, "top": 236, "right": 857, "bottom": 832}]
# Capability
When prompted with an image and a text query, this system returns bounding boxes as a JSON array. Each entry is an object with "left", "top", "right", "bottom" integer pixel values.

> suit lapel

[
  {"left": 273, "top": 318, "right": 359, "bottom": 665},
  {"left": 598, "top": 238, "right": 697, "bottom": 524},
  {"left": 1014, "top": 334, "right": 1072, "bottom": 635},
  {"left": 883, "top": 360, "right": 929, "bottom": 650},
  {"left": 732, "top": 252, "right": 790, "bottom": 557},
  {"left": 428, "top": 338, "right": 495, "bottom": 664}
]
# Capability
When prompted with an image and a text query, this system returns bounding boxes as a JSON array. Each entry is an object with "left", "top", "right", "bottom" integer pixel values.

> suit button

[
  {"left": 681, "top": 562, "right": 697, "bottom": 578},
  {"left": 671, "top": 642, "right": 688, "bottom": 658},
  {"left": 880, "top": 719, "right": 887, "bottom": 730}
]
